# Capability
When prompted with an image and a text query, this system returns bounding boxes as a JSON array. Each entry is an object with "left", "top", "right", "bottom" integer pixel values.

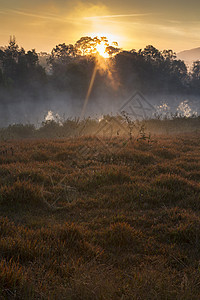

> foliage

[
  {"left": 0, "top": 36, "right": 200, "bottom": 107},
  {"left": 0, "top": 36, "right": 46, "bottom": 88}
]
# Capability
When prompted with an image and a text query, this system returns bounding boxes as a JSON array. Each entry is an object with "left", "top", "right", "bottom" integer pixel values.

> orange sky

[{"left": 0, "top": 0, "right": 200, "bottom": 53}]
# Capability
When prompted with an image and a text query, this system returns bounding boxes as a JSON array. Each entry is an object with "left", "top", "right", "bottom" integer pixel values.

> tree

[
  {"left": 191, "top": 60, "right": 200, "bottom": 92},
  {"left": 192, "top": 60, "right": 200, "bottom": 80},
  {"left": 162, "top": 49, "right": 177, "bottom": 61},
  {"left": 26, "top": 50, "right": 39, "bottom": 67},
  {"left": 140, "top": 45, "right": 164, "bottom": 64},
  {"left": 75, "top": 36, "right": 120, "bottom": 57},
  {"left": 48, "top": 43, "right": 77, "bottom": 77},
  {"left": 75, "top": 36, "right": 99, "bottom": 56},
  {"left": 106, "top": 45, "right": 121, "bottom": 56},
  {"left": 49, "top": 43, "right": 77, "bottom": 63},
  {"left": 0, "top": 37, "right": 46, "bottom": 87}
]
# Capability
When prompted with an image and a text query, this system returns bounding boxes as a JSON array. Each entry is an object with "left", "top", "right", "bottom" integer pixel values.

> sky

[{"left": 0, "top": 0, "right": 200, "bottom": 53}]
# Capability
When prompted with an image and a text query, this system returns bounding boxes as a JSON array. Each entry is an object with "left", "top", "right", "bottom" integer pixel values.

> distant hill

[{"left": 177, "top": 47, "right": 200, "bottom": 68}]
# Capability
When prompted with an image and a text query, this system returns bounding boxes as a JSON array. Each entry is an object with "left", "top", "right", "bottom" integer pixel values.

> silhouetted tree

[
  {"left": 0, "top": 36, "right": 46, "bottom": 95},
  {"left": 162, "top": 49, "right": 177, "bottom": 61},
  {"left": 191, "top": 60, "right": 200, "bottom": 92},
  {"left": 0, "top": 35, "right": 200, "bottom": 110},
  {"left": 140, "top": 45, "right": 164, "bottom": 64}
]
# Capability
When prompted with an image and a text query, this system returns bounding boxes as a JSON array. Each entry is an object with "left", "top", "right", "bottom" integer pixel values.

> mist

[
  {"left": 0, "top": 90, "right": 199, "bottom": 128},
  {"left": 0, "top": 37, "right": 200, "bottom": 128}
]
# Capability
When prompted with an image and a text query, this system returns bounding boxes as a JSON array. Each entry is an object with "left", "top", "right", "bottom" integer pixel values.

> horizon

[{"left": 1, "top": 35, "right": 200, "bottom": 55}]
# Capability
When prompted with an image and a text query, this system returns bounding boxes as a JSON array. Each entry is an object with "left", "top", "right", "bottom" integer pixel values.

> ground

[{"left": 0, "top": 133, "right": 200, "bottom": 299}]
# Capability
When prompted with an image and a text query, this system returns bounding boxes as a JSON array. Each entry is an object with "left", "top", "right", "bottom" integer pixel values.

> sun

[{"left": 96, "top": 41, "right": 109, "bottom": 58}]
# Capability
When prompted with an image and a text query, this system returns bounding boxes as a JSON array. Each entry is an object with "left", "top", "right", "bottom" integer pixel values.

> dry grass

[{"left": 0, "top": 133, "right": 200, "bottom": 299}]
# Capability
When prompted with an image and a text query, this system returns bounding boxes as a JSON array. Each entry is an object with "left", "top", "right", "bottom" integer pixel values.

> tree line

[{"left": 0, "top": 36, "right": 200, "bottom": 101}]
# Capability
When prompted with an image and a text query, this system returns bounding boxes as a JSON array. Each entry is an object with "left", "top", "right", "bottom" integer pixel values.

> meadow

[{"left": 0, "top": 122, "right": 200, "bottom": 299}]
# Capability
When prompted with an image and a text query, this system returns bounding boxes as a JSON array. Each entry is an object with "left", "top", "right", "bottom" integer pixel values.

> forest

[{"left": 0, "top": 36, "right": 200, "bottom": 101}]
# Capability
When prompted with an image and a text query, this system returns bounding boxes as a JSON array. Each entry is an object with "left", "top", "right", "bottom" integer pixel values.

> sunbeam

[{"left": 80, "top": 64, "right": 98, "bottom": 120}]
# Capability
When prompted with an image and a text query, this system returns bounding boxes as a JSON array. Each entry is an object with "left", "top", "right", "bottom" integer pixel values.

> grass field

[{"left": 0, "top": 132, "right": 200, "bottom": 299}]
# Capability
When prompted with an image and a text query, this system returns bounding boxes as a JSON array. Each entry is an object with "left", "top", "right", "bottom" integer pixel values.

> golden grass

[{"left": 0, "top": 133, "right": 200, "bottom": 299}]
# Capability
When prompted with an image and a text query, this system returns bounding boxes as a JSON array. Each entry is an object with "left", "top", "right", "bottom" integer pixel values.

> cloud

[
  {"left": 0, "top": 8, "right": 82, "bottom": 25},
  {"left": 84, "top": 13, "right": 152, "bottom": 20},
  {"left": 0, "top": 10, "right": 10, "bottom": 15}
]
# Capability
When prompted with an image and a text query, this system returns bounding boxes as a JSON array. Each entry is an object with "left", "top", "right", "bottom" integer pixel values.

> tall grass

[{"left": 0, "top": 133, "right": 199, "bottom": 299}]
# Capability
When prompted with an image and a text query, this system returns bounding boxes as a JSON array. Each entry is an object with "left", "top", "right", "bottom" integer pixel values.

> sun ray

[
  {"left": 79, "top": 35, "right": 120, "bottom": 119},
  {"left": 80, "top": 64, "right": 98, "bottom": 119}
]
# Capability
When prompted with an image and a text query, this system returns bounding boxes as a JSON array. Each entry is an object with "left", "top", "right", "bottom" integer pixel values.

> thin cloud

[
  {"left": 0, "top": 10, "right": 10, "bottom": 15},
  {"left": 0, "top": 9, "right": 82, "bottom": 25},
  {"left": 166, "top": 19, "right": 182, "bottom": 24},
  {"left": 84, "top": 13, "right": 152, "bottom": 20}
]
